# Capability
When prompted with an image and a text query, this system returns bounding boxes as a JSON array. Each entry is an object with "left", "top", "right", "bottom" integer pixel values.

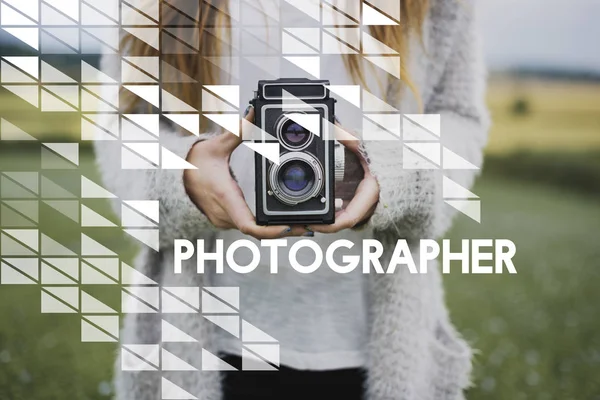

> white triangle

[
  {"left": 2, "top": 0, "right": 38, "bottom": 22},
  {"left": 46, "top": 0, "right": 80, "bottom": 22},
  {"left": 243, "top": 143, "right": 280, "bottom": 165},
  {"left": 362, "top": 32, "right": 398, "bottom": 54},
  {"left": 203, "top": 85, "right": 239, "bottom": 108},
  {"left": 121, "top": 119, "right": 157, "bottom": 142},
  {"left": 2, "top": 28, "right": 39, "bottom": 50},
  {"left": 327, "top": 85, "right": 360, "bottom": 108},
  {"left": 323, "top": 27, "right": 360, "bottom": 49},
  {"left": 121, "top": 62, "right": 156, "bottom": 83},
  {"left": 443, "top": 176, "right": 479, "bottom": 199},
  {"left": 201, "top": 90, "right": 237, "bottom": 112},
  {"left": 404, "top": 114, "right": 441, "bottom": 137},
  {"left": 82, "top": 258, "right": 119, "bottom": 280},
  {"left": 204, "top": 315, "right": 239, "bottom": 338},
  {"left": 122, "top": 27, "right": 159, "bottom": 49},
  {"left": 160, "top": 147, "right": 197, "bottom": 170},
  {"left": 204, "top": 114, "right": 239, "bottom": 136},
  {"left": 121, "top": 292, "right": 157, "bottom": 313},
  {"left": 284, "top": 28, "right": 320, "bottom": 51},
  {"left": 43, "top": 143, "right": 79, "bottom": 165},
  {"left": 81, "top": 119, "right": 118, "bottom": 141},
  {"left": 123, "top": 114, "right": 159, "bottom": 137},
  {"left": 121, "top": 348, "right": 157, "bottom": 371},
  {"left": 41, "top": 292, "right": 77, "bottom": 313},
  {"left": 286, "top": 113, "right": 321, "bottom": 136},
  {"left": 241, "top": 349, "right": 278, "bottom": 370},
  {"left": 242, "top": 320, "right": 278, "bottom": 343},
  {"left": 81, "top": 320, "right": 117, "bottom": 342},
  {"left": 364, "top": 114, "right": 401, "bottom": 137},
  {"left": 41, "top": 61, "right": 75, "bottom": 83},
  {"left": 81, "top": 61, "right": 116, "bottom": 83},
  {"left": 42, "top": 257, "right": 78, "bottom": 280},
  {"left": 2, "top": 61, "right": 37, "bottom": 83},
  {"left": 1, "top": 119, "right": 36, "bottom": 141},
  {"left": 201, "top": 291, "right": 238, "bottom": 314},
  {"left": 81, "top": 176, "right": 117, "bottom": 198},
  {"left": 243, "top": 344, "right": 280, "bottom": 366},
  {"left": 402, "top": 119, "right": 440, "bottom": 141},
  {"left": 362, "top": 90, "right": 398, "bottom": 112},
  {"left": 321, "top": 3, "right": 357, "bottom": 25},
  {"left": 43, "top": 85, "right": 79, "bottom": 108},
  {"left": 121, "top": 205, "right": 157, "bottom": 227},
  {"left": 84, "top": 0, "right": 118, "bottom": 20},
  {"left": 41, "top": 261, "right": 77, "bottom": 284},
  {"left": 405, "top": 143, "right": 441, "bottom": 166},
  {"left": 163, "top": 90, "right": 197, "bottom": 112},
  {"left": 41, "top": 234, "right": 77, "bottom": 256},
  {"left": 124, "top": 56, "right": 159, "bottom": 78},
  {"left": 81, "top": 262, "right": 117, "bottom": 284},
  {"left": 3, "top": 56, "right": 39, "bottom": 79},
  {"left": 361, "top": 118, "right": 398, "bottom": 141},
  {"left": 365, "top": 56, "right": 400, "bottom": 78},
  {"left": 282, "top": 32, "right": 318, "bottom": 55},
  {"left": 123, "top": 201, "right": 159, "bottom": 223},
  {"left": 161, "top": 349, "right": 197, "bottom": 371},
  {"left": 123, "top": 143, "right": 159, "bottom": 165},
  {"left": 3, "top": 85, "right": 39, "bottom": 107},
  {"left": 284, "top": 0, "right": 320, "bottom": 21},
  {"left": 284, "top": 56, "right": 320, "bottom": 78},
  {"left": 82, "top": 315, "right": 120, "bottom": 338},
  {"left": 443, "top": 148, "right": 479, "bottom": 170},
  {"left": 402, "top": 147, "right": 439, "bottom": 169},
  {"left": 1, "top": 262, "right": 36, "bottom": 284},
  {"left": 2, "top": 5, "right": 37, "bottom": 25},
  {"left": 162, "top": 320, "right": 197, "bottom": 343},
  {"left": 43, "top": 286, "right": 79, "bottom": 309},
  {"left": 164, "top": 114, "right": 200, "bottom": 136},
  {"left": 163, "top": 287, "right": 199, "bottom": 309},
  {"left": 3, "top": 229, "right": 38, "bottom": 251},
  {"left": 124, "top": 85, "right": 159, "bottom": 107},
  {"left": 161, "top": 377, "right": 198, "bottom": 399},
  {"left": 81, "top": 3, "right": 117, "bottom": 26},
  {"left": 201, "top": 349, "right": 237, "bottom": 371},
  {"left": 121, "top": 262, "right": 158, "bottom": 285},
  {"left": 81, "top": 233, "right": 117, "bottom": 256},
  {"left": 2, "top": 258, "right": 38, "bottom": 280},
  {"left": 161, "top": 291, "right": 198, "bottom": 313},
  {"left": 203, "top": 287, "right": 239, "bottom": 309},
  {"left": 124, "top": 229, "right": 159, "bottom": 251},
  {"left": 445, "top": 200, "right": 481, "bottom": 223},
  {"left": 362, "top": 3, "right": 398, "bottom": 25},
  {"left": 81, "top": 291, "right": 117, "bottom": 313}
]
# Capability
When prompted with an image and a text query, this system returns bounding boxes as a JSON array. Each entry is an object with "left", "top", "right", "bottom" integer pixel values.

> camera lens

[
  {"left": 276, "top": 115, "right": 313, "bottom": 150},
  {"left": 280, "top": 162, "right": 315, "bottom": 192},
  {"left": 268, "top": 152, "right": 324, "bottom": 206}
]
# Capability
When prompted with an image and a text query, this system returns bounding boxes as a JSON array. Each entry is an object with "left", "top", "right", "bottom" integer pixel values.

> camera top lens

[{"left": 276, "top": 115, "right": 313, "bottom": 150}]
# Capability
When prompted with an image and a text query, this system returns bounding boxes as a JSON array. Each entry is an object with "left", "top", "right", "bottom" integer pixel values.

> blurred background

[{"left": 0, "top": 1, "right": 599, "bottom": 399}]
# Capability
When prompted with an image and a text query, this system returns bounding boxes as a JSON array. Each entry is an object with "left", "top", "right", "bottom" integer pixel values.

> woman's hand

[
  {"left": 308, "top": 122, "right": 380, "bottom": 234},
  {"left": 184, "top": 107, "right": 306, "bottom": 239}
]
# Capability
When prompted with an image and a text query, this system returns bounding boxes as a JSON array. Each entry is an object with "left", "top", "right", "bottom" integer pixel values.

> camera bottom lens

[{"left": 269, "top": 153, "right": 324, "bottom": 206}]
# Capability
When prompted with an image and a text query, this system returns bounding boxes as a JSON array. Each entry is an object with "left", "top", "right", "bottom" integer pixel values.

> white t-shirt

[{"left": 210, "top": 0, "right": 387, "bottom": 370}]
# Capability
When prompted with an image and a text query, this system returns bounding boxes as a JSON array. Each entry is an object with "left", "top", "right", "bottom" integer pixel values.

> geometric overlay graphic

[{"left": 1, "top": 0, "right": 481, "bottom": 396}]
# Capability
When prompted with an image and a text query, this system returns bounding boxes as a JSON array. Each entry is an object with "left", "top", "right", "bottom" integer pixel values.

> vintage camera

[{"left": 251, "top": 78, "right": 344, "bottom": 225}]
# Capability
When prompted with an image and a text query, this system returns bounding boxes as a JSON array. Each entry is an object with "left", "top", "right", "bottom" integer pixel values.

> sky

[{"left": 478, "top": 0, "right": 600, "bottom": 72}]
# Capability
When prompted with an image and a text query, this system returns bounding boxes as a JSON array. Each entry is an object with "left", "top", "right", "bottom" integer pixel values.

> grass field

[{"left": 0, "top": 78, "right": 599, "bottom": 400}]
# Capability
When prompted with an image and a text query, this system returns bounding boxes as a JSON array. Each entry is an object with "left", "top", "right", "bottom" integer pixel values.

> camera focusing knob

[{"left": 334, "top": 141, "right": 345, "bottom": 183}]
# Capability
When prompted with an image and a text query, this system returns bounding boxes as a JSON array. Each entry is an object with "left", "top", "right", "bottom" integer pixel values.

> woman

[{"left": 95, "top": 0, "right": 490, "bottom": 399}]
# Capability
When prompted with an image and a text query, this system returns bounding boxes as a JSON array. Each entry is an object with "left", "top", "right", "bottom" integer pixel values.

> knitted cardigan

[{"left": 94, "top": 0, "right": 490, "bottom": 398}]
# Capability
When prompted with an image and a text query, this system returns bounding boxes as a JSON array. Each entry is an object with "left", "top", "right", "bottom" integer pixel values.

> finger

[
  {"left": 309, "top": 177, "right": 379, "bottom": 234},
  {"left": 217, "top": 107, "right": 255, "bottom": 154},
  {"left": 220, "top": 181, "right": 293, "bottom": 239},
  {"left": 334, "top": 123, "right": 360, "bottom": 142}
]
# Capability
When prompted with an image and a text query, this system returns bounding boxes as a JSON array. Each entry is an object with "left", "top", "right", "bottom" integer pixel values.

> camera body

[{"left": 252, "top": 78, "right": 338, "bottom": 225}]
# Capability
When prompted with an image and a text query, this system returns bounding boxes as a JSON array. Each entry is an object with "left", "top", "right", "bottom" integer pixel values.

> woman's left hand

[{"left": 307, "top": 123, "right": 380, "bottom": 233}]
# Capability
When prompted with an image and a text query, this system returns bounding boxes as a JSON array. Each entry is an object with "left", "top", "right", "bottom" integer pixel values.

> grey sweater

[{"left": 94, "top": 0, "right": 490, "bottom": 398}]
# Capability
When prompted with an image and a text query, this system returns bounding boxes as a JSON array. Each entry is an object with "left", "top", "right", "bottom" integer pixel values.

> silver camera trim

[
  {"left": 261, "top": 103, "right": 330, "bottom": 216},
  {"left": 275, "top": 112, "right": 314, "bottom": 151},
  {"left": 269, "top": 152, "right": 324, "bottom": 206},
  {"left": 262, "top": 82, "right": 327, "bottom": 100}
]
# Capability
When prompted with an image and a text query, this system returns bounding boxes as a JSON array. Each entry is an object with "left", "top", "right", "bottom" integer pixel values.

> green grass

[{"left": 0, "top": 147, "right": 599, "bottom": 399}]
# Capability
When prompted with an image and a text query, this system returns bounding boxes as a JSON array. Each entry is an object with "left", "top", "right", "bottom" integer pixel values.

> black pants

[{"left": 221, "top": 354, "right": 366, "bottom": 400}]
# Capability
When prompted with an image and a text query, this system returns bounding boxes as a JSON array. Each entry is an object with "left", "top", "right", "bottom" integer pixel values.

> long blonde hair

[{"left": 120, "top": 0, "right": 428, "bottom": 127}]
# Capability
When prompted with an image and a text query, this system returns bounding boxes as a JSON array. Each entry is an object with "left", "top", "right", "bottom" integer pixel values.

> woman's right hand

[{"left": 184, "top": 107, "right": 306, "bottom": 239}]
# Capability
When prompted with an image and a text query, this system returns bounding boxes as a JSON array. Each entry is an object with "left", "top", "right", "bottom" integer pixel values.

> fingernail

[
  {"left": 280, "top": 227, "right": 292, "bottom": 237},
  {"left": 304, "top": 225, "right": 313, "bottom": 232},
  {"left": 303, "top": 232, "right": 315, "bottom": 237},
  {"left": 243, "top": 105, "right": 253, "bottom": 117}
]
